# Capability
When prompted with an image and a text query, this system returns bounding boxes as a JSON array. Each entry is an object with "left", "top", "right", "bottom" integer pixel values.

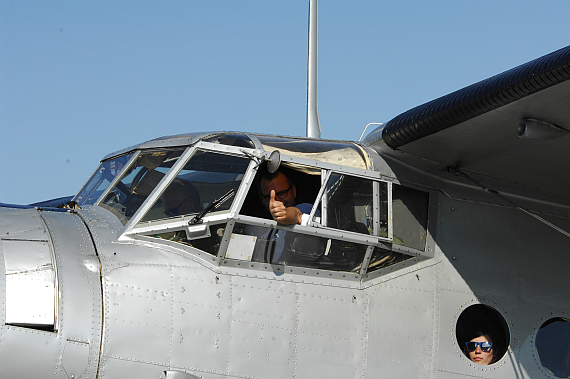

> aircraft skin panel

[
  {"left": 437, "top": 194, "right": 570, "bottom": 311},
  {"left": 169, "top": 268, "right": 232, "bottom": 374},
  {"left": 0, "top": 207, "right": 48, "bottom": 240},
  {"left": 98, "top": 357, "right": 170, "bottom": 379},
  {"left": 0, "top": 208, "right": 102, "bottom": 379},
  {"left": 430, "top": 182, "right": 570, "bottom": 378},
  {"left": 0, "top": 328, "right": 63, "bottom": 377},
  {"left": 366, "top": 265, "right": 437, "bottom": 378},
  {"left": 89, "top": 212, "right": 231, "bottom": 377},
  {"left": 293, "top": 285, "right": 367, "bottom": 378},
  {"left": 438, "top": 198, "right": 522, "bottom": 299},
  {"left": 41, "top": 211, "right": 103, "bottom": 379},
  {"left": 518, "top": 212, "right": 570, "bottom": 310},
  {"left": 97, "top": 254, "right": 232, "bottom": 375},
  {"left": 225, "top": 276, "right": 298, "bottom": 377},
  {"left": 102, "top": 264, "right": 174, "bottom": 364}
]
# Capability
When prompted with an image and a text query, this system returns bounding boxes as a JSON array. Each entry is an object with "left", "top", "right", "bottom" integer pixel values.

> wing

[{"left": 364, "top": 45, "right": 570, "bottom": 207}]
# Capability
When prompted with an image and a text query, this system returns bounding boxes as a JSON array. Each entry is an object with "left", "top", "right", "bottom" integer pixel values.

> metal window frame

[{"left": 122, "top": 142, "right": 259, "bottom": 239}]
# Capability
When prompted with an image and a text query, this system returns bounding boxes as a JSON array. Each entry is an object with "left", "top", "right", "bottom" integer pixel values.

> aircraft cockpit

[{"left": 72, "top": 132, "right": 433, "bottom": 284}]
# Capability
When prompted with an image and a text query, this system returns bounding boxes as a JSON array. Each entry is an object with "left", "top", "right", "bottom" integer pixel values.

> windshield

[
  {"left": 140, "top": 150, "right": 250, "bottom": 223},
  {"left": 100, "top": 149, "right": 184, "bottom": 224},
  {"left": 73, "top": 153, "right": 134, "bottom": 207}
]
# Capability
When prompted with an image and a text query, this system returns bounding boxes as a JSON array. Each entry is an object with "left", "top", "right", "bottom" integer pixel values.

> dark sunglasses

[
  {"left": 260, "top": 185, "right": 291, "bottom": 202},
  {"left": 465, "top": 341, "right": 493, "bottom": 352}
]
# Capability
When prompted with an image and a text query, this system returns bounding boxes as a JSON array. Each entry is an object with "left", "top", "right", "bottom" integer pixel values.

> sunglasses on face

[
  {"left": 260, "top": 185, "right": 291, "bottom": 202},
  {"left": 466, "top": 341, "right": 493, "bottom": 352}
]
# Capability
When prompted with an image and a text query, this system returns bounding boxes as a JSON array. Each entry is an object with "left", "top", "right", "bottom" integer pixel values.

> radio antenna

[{"left": 306, "top": 0, "right": 321, "bottom": 138}]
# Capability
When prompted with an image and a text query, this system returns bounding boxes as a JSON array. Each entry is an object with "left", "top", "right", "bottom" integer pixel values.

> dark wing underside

[{"left": 364, "top": 45, "right": 570, "bottom": 207}]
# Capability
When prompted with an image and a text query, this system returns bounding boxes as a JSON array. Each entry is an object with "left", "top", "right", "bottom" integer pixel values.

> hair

[{"left": 255, "top": 165, "right": 294, "bottom": 192}]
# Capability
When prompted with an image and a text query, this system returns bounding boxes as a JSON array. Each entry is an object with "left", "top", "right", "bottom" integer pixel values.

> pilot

[
  {"left": 465, "top": 332, "right": 496, "bottom": 365},
  {"left": 162, "top": 179, "right": 201, "bottom": 218},
  {"left": 257, "top": 168, "right": 312, "bottom": 225},
  {"left": 252, "top": 167, "right": 317, "bottom": 264}
]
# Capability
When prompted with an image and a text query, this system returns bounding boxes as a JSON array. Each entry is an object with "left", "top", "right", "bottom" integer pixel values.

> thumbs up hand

[
  {"left": 269, "top": 190, "right": 287, "bottom": 222},
  {"left": 269, "top": 190, "right": 302, "bottom": 225}
]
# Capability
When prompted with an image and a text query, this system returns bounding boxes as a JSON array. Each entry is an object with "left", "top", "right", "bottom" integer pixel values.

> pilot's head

[
  {"left": 258, "top": 169, "right": 297, "bottom": 210},
  {"left": 162, "top": 179, "right": 201, "bottom": 217}
]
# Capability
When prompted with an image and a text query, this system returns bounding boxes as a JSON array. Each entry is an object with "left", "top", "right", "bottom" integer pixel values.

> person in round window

[{"left": 465, "top": 332, "right": 496, "bottom": 365}]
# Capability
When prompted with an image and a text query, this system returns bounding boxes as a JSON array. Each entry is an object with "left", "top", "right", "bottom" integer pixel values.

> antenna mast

[{"left": 306, "top": 0, "right": 321, "bottom": 138}]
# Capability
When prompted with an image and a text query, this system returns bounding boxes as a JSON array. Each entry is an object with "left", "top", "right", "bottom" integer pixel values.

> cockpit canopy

[{"left": 73, "top": 132, "right": 431, "bottom": 280}]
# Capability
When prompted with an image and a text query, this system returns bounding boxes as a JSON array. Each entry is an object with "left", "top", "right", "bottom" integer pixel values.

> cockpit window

[
  {"left": 140, "top": 150, "right": 250, "bottom": 223},
  {"left": 392, "top": 184, "right": 429, "bottom": 251},
  {"left": 229, "top": 222, "right": 368, "bottom": 272},
  {"left": 100, "top": 149, "right": 184, "bottom": 224},
  {"left": 230, "top": 167, "right": 391, "bottom": 273},
  {"left": 73, "top": 153, "right": 133, "bottom": 206},
  {"left": 131, "top": 146, "right": 430, "bottom": 279},
  {"left": 315, "top": 173, "right": 387, "bottom": 238}
]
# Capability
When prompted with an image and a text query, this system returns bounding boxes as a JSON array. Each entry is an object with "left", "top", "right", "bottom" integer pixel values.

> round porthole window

[
  {"left": 456, "top": 304, "right": 510, "bottom": 365},
  {"left": 536, "top": 317, "right": 570, "bottom": 377}
]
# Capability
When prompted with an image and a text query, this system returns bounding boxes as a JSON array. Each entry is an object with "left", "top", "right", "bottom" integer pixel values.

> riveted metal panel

[
  {"left": 366, "top": 265, "right": 437, "bottom": 378},
  {"left": 295, "top": 285, "right": 367, "bottom": 379},
  {"left": 0, "top": 327, "right": 62, "bottom": 376},
  {"left": 102, "top": 264, "right": 173, "bottom": 365},
  {"left": 170, "top": 267, "right": 231, "bottom": 375},
  {"left": 62, "top": 340, "right": 90, "bottom": 378},
  {"left": 0, "top": 208, "right": 101, "bottom": 379},
  {"left": 98, "top": 356, "right": 169, "bottom": 378},
  {"left": 518, "top": 213, "right": 570, "bottom": 310},
  {"left": 41, "top": 211, "right": 102, "bottom": 379},
  {"left": 0, "top": 207, "right": 48, "bottom": 241},
  {"left": 436, "top": 247, "right": 474, "bottom": 296},
  {"left": 438, "top": 198, "right": 522, "bottom": 299},
  {"left": 521, "top": 275, "right": 570, "bottom": 311},
  {"left": 99, "top": 356, "right": 226, "bottom": 379},
  {"left": 226, "top": 276, "right": 298, "bottom": 378}
]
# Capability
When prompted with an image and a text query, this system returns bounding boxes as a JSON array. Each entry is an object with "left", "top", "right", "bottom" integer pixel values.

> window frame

[
  {"left": 74, "top": 151, "right": 140, "bottom": 208},
  {"left": 110, "top": 140, "right": 434, "bottom": 281},
  {"left": 306, "top": 169, "right": 393, "bottom": 245},
  {"left": 121, "top": 142, "right": 257, "bottom": 240}
]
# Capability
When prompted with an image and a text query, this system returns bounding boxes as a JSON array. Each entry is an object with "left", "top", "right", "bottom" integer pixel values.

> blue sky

[{"left": 1, "top": 1, "right": 569, "bottom": 204}]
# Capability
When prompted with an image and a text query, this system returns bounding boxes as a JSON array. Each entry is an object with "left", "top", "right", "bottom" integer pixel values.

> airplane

[{"left": 2, "top": 2, "right": 570, "bottom": 379}]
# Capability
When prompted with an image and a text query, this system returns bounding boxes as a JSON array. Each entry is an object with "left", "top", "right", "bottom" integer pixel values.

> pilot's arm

[{"left": 269, "top": 190, "right": 303, "bottom": 225}]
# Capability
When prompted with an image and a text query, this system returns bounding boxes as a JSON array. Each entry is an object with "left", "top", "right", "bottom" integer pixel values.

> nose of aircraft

[{"left": 0, "top": 205, "right": 103, "bottom": 378}]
